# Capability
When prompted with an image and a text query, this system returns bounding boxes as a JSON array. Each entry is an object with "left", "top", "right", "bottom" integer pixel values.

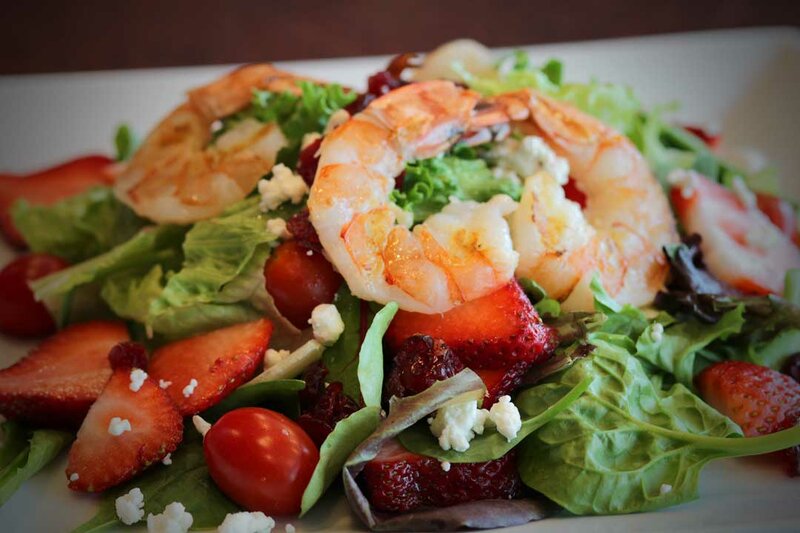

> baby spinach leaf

[
  {"left": 300, "top": 405, "right": 381, "bottom": 516},
  {"left": 358, "top": 302, "right": 398, "bottom": 408},
  {"left": 397, "top": 375, "right": 591, "bottom": 463},
  {"left": 322, "top": 287, "right": 364, "bottom": 401},
  {"left": 72, "top": 435, "right": 238, "bottom": 532},
  {"left": 202, "top": 379, "right": 305, "bottom": 422},
  {"left": 517, "top": 337, "right": 800, "bottom": 515},
  {"left": 635, "top": 306, "right": 745, "bottom": 388},
  {"left": 0, "top": 425, "right": 72, "bottom": 507}
]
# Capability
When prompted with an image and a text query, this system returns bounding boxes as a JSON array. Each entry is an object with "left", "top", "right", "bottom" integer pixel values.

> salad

[{"left": 0, "top": 38, "right": 799, "bottom": 533}]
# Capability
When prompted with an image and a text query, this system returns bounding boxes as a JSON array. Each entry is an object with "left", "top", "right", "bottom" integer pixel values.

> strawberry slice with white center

[
  {"left": 67, "top": 365, "right": 183, "bottom": 493},
  {"left": 148, "top": 319, "right": 273, "bottom": 415},
  {"left": 0, "top": 321, "right": 129, "bottom": 428},
  {"left": 670, "top": 170, "right": 800, "bottom": 295}
]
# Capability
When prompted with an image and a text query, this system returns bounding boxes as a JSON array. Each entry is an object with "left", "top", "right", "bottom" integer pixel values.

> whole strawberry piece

[
  {"left": 363, "top": 440, "right": 521, "bottom": 512},
  {"left": 0, "top": 321, "right": 129, "bottom": 428},
  {"left": 148, "top": 319, "right": 272, "bottom": 415},
  {"left": 697, "top": 361, "right": 800, "bottom": 437},
  {"left": 67, "top": 355, "right": 182, "bottom": 492}
]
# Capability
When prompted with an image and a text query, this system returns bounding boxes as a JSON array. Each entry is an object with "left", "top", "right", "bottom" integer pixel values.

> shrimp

[
  {"left": 307, "top": 81, "right": 520, "bottom": 314},
  {"left": 481, "top": 90, "right": 679, "bottom": 311},
  {"left": 114, "top": 64, "right": 314, "bottom": 224}
]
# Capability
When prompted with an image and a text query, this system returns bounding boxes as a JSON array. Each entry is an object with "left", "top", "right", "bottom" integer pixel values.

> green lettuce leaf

[
  {"left": 0, "top": 422, "right": 72, "bottom": 507},
  {"left": 11, "top": 187, "right": 145, "bottom": 263},
  {"left": 322, "top": 287, "right": 366, "bottom": 402},
  {"left": 114, "top": 124, "right": 138, "bottom": 162},
  {"left": 220, "top": 81, "right": 355, "bottom": 167},
  {"left": 72, "top": 433, "right": 237, "bottom": 532},
  {"left": 517, "top": 337, "right": 800, "bottom": 515},
  {"left": 357, "top": 302, "right": 398, "bottom": 408},
  {"left": 392, "top": 153, "right": 521, "bottom": 224},
  {"left": 101, "top": 264, "right": 167, "bottom": 324}
]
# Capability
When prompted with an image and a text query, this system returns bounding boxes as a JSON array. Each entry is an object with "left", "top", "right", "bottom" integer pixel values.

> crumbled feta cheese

[
  {"left": 115, "top": 487, "right": 145, "bottom": 525},
  {"left": 492, "top": 135, "right": 570, "bottom": 185},
  {"left": 108, "top": 417, "right": 132, "bottom": 436},
  {"left": 440, "top": 461, "right": 451, "bottom": 472},
  {"left": 258, "top": 164, "right": 309, "bottom": 212},
  {"left": 651, "top": 322, "right": 665, "bottom": 343},
  {"left": 217, "top": 511, "right": 275, "bottom": 533},
  {"left": 488, "top": 396, "right": 522, "bottom": 442},
  {"left": 265, "top": 348, "right": 291, "bottom": 368},
  {"left": 659, "top": 483, "right": 673, "bottom": 495},
  {"left": 389, "top": 202, "right": 414, "bottom": 228},
  {"left": 162, "top": 453, "right": 172, "bottom": 466},
  {"left": 192, "top": 415, "right": 211, "bottom": 438},
  {"left": 284, "top": 525, "right": 295, "bottom": 533},
  {"left": 731, "top": 176, "right": 757, "bottom": 210},
  {"left": 69, "top": 472, "right": 80, "bottom": 482},
  {"left": 266, "top": 218, "right": 291, "bottom": 239},
  {"left": 308, "top": 304, "right": 345, "bottom": 346},
  {"left": 430, "top": 400, "right": 490, "bottom": 452},
  {"left": 182, "top": 379, "right": 198, "bottom": 398},
  {"left": 159, "top": 379, "right": 172, "bottom": 389},
  {"left": 146, "top": 502, "right": 193, "bottom": 533},
  {"left": 301, "top": 132, "right": 322, "bottom": 150},
  {"left": 324, "top": 109, "right": 350, "bottom": 134},
  {"left": 129, "top": 368, "right": 148, "bottom": 392},
  {"left": 306, "top": 249, "right": 314, "bottom": 256}
]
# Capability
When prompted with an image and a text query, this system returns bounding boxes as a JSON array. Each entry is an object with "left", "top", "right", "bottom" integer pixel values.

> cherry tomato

[
  {"left": 0, "top": 254, "right": 69, "bottom": 337},
  {"left": 264, "top": 240, "right": 342, "bottom": 329},
  {"left": 203, "top": 407, "right": 319, "bottom": 515}
]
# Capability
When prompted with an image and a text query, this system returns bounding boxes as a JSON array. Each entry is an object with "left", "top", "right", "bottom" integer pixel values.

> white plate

[{"left": 1, "top": 27, "right": 799, "bottom": 533}]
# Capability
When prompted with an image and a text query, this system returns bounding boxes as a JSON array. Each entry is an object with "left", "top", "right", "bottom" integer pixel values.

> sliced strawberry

[
  {"left": 697, "top": 361, "right": 800, "bottom": 437},
  {"left": 0, "top": 253, "right": 69, "bottom": 338},
  {"left": 670, "top": 171, "right": 800, "bottom": 295},
  {"left": 362, "top": 440, "right": 521, "bottom": 512},
  {"left": 474, "top": 363, "right": 532, "bottom": 406},
  {"left": 148, "top": 319, "right": 273, "bottom": 415},
  {"left": 755, "top": 192, "right": 800, "bottom": 246},
  {"left": 0, "top": 321, "right": 129, "bottom": 428},
  {"left": 0, "top": 155, "right": 113, "bottom": 247},
  {"left": 386, "top": 280, "right": 554, "bottom": 370},
  {"left": 67, "top": 368, "right": 183, "bottom": 492}
]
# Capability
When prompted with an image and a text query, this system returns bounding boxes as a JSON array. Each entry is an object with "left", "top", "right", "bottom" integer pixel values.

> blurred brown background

[{"left": 2, "top": 0, "right": 798, "bottom": 74}]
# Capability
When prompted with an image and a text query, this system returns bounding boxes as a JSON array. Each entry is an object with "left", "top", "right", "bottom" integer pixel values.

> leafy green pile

[
  {"left": 217, "top": 81, "right": 355, "bottom": 168},
  {"left": 391, "top": 147, "right": 521, "bottom": 224}
]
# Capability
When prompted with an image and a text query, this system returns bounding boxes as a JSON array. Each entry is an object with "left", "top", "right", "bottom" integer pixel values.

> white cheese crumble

[
  {"left": 115, "top": 487, "right": 145, "bottom": 525},
  {"left": 666, "top": 169, "right": 697, "bottom": 200},
  {"left": 731, "top": 176, "right": 757, "bottom": 210},
  {"left": 440, "top": 461, "right": 451, "bottom": 472},
  {"left": 651, "top": 322, "right": 665, "bottom": 343},
  {"left": 430, "top": 400, "right": 490, "bottom": 452},
  {"left": 146, "top": 502, "right": 193, "bottom": 533},
  {"left": 324, "top": 109, "right": 350, "bottom": 134},
  {"left": 492, "top": 135, "right": 570, "bottom": 185},
  {"left": 488, "top": 396, "right": 522, "bottom": 442},
  {"left": 108, "top": 417, "right": 132, "bottom": 436},
  {"left": 69, "top": 472, "right": 80, "bottom": 482},
  {"left": 660, "top": 483, "right": 673, "bottom": 495},
  {"left": 129, "top": 368, "right": 148, "bottom": 393},
  {"left": 258, "top": 164, "right": 309, "bottom": 212},
  {"left": 265, "top": 348, "right": 291, "bottom": 368},
  {"left": 266, "top": 218, "right": 291, "bottom": 239},
  {"left": 162, "top": 453, "right": 172, "bottom": 466},
  {"left": 306, "top": 249, "right": 314, "bottom": 256},
  {"left": 159, "top": 379, "right": 172, "bottom": 389},
  {"left": 182, "top": 379, "right": 198, "bottom": 398},
  {"left": 284, "top": 525, "right": 295, "bottom": 533},
  {"left": 309, "top": 303, "right": 345, "bottom": 346},
  {"left": 217, "top": 511, "right": 275, "bottom": 533},
  {"left": 192, "top": 415, "right": 212, "bottom": 438}
]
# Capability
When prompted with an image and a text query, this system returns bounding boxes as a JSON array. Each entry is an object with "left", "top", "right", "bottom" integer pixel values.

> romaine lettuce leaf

[{"left": 11, "top": 187, "right": 145, "bottom": 263}]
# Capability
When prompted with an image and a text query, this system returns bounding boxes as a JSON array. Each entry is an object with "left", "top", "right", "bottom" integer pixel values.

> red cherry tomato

[
  {"left": 264, "top": 240, "right": 342, "bottom": 329},
  {"left": 203, "top": 407, "right": 319, "bottom": 515},
  {"left": 0, "top": 254, "right": 68, "bottom": 337}
]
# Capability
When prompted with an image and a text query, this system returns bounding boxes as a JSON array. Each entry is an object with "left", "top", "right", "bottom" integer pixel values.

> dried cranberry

[
  {"left": 394, "top": 169, "right": 406, "bottom": 190},
  {"left": 286, "top": 209, "right": 321, "bottom": 250},
  {"left": 782, "top": 354, "right": 800, "bottom": 384},
  {"left": 563, "top": 177, "right": 587, "bottom": 209},
  {"left": 385, "top": 335, "right": 464, "bottom": 399},
  {"left": 108, "top": 341, "right": 148, "bottom": 371},
  {"left": 296, "top": 137, "right": 322, "bottom": 187},
  {"left": 386, "top": 52, "right": 421, "bottom": 79},
  {"left": 298, "top": 363, "right": 360, "bottom": 446}
]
